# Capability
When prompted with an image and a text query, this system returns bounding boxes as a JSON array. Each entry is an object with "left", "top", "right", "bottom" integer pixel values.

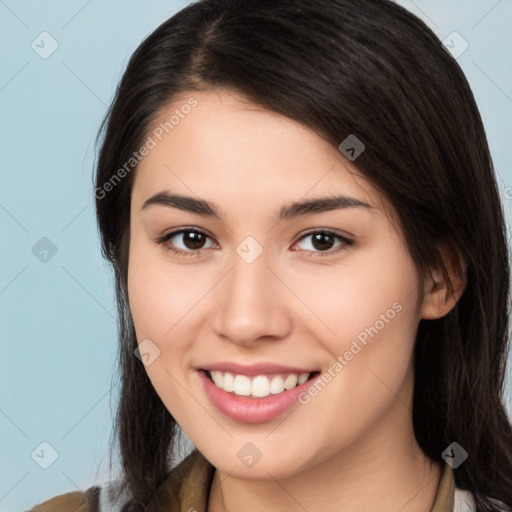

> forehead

[{"left": 132, "top": 88, "right": 389, "bottom": 218}]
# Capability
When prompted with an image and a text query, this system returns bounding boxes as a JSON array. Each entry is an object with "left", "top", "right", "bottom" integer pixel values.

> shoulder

[
  {"left": 26, "top": 486, "right": 101, "bottom": 512},
  {"left": 25, "top": 450, "right": 211, "bottom": 512},
  {"left": 26, "top": 479, "right": 131, "bottom": 512}
]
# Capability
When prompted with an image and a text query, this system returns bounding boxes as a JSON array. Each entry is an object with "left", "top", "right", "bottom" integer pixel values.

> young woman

[{"left": 29, "top": 0, "right": 512, "bottom": 511}]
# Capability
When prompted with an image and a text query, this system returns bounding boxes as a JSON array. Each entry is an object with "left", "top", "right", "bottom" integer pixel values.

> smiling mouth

[{"left": 201, "top": 369, "right": 321, "bottom": 398}]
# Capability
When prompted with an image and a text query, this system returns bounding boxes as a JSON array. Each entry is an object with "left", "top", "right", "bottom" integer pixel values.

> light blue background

[{"left": 1, "top": 1, "right": 511, "bottom": 510}]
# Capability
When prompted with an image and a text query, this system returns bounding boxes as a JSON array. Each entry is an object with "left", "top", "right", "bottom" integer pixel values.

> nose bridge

[{"left": 212, "top": 243, "right": 291, "bottom": 344}]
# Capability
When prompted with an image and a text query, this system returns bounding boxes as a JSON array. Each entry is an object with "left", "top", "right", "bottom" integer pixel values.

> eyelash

[{"left": 154, "top": 228, "right": 354, "bottom": 258}]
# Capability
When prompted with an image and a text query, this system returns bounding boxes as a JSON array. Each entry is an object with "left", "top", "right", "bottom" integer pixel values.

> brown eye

[
  {"left": 293, "top": 230, "right": 354, "bottom": 257},
  {"left": 155, "top": 228, "right": 216, "bottom": 256},
  {"left": 310, "top": 233, "right": 336, "bottom": 251},
  {"left": 177, "top": 231, "right": 207, "bottom": 250}
]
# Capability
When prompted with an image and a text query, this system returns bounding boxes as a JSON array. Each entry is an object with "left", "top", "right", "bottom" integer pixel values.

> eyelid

[{"left": 295, "top": 227, "right": 355, "bottom": 242}]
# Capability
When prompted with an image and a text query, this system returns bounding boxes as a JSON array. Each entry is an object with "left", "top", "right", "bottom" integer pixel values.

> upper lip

[{"left": 199, "top": 361, "right": 318, "bottom": 376}]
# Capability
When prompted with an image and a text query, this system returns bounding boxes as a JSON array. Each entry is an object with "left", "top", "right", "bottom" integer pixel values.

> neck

[{"left": 207, "top": 399, "right": 442, "bottom": 512}]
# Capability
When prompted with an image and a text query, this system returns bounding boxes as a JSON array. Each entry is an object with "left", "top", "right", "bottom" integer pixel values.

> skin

[{"left": 127, "top": 88, "right": 466, "bottom": 512}]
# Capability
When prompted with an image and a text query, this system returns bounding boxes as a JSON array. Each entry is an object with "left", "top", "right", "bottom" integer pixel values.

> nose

[{"left": 211, "top": 247, "right": 292, "bottom": 347}]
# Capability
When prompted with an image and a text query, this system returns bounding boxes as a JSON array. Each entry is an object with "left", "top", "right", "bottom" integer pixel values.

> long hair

[{"left": 93, "top": 1, "right": 512, "bottom": 510}]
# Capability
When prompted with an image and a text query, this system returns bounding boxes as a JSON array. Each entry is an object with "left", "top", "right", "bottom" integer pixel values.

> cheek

[
  {"left": 284, "top": 245, "right": 419, "bottom": 349},
  {"left": 287, "top": 246, "right": 420, "bottom": 427},
  {"left": 127, "top": 241, "right": 204, "bottom": 340},
  {"left": 127, "top": 240, "right": 211, "bottom": 404},
  {"left": 127, "top": 246, "right": 198, "bottom": 421}
]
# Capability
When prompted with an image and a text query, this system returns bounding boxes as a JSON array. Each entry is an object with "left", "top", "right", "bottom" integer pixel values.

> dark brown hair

[{"left": 94, "top": 1, "right": 512, "bottom": 510}]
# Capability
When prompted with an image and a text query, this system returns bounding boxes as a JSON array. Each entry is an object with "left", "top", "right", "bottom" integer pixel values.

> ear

[{"left": 420, "top": 241, "right": 467, "bottom": 320}]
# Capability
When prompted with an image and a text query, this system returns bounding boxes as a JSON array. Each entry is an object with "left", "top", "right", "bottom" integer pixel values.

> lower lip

[{"left": 198, "top": 370, "right": 319, "bottom": 424}]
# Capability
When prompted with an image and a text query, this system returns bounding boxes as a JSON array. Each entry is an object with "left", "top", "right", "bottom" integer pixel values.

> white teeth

[
  {"left": 251, "top": 375, "right": 270, "bottom": 397},
  {"left": 284, "top": 374, "right": 298, "bottom": 390},
  {"left": 233, "top": 375, "right": 251, "bottom": 396},
  {"left": 269, "top": 375, "right": 285, "bottom": 394},
  {"left": 208, "top": 371, "right": 312, "bottom": 398},
  {"left": 298, "top": 372, "right": 309, "bottom": 385},
  {"left": 223, "top": 372, "right": 235, "bottom": 392},
  {"left": 211, "top": 370, "right": 223, "bottom": 388}
]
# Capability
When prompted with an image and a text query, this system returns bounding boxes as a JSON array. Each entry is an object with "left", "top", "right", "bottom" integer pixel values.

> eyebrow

[{"left": 141, "top": 191, "right": 375, "bottom": 222}]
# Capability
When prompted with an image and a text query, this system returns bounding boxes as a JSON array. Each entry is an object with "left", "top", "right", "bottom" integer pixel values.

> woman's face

[{"left": 127, "top": 87, "right": 430, "bottom": 478}]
